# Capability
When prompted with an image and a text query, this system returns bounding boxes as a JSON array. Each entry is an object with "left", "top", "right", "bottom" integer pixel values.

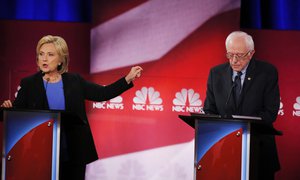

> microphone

[
  {"left": 224, "top": 81, "right": 236, "bottom": 118},
  {"left": 226, "top": 74, "right": 241, "bottom": 106},
  {"left": 45, "top": 77, "right": 50, "bottom": 92},
  {"left": 41, "top": 71, "right": 50, "bottom": 91},
  {"left": 225, "top": 82, "right": 236, "bottom": 106},
  {"left": 41, "top": 71, "right": 45, "bottom": 77}
]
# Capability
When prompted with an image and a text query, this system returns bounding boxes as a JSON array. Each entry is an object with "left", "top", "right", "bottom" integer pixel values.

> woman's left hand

[{"left": 125, "top": 66, "right": 143, "bottom": 84}]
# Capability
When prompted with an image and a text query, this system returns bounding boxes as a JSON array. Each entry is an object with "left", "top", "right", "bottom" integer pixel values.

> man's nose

[{"left": 232, "top": 56, "right": 239, "bottom": 63}]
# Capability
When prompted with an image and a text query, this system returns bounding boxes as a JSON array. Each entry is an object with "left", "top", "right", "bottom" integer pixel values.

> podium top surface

[
  {"left": 179, "top": 113, "right": 262, "bottom": 128},
  {"left": 1, "top": 107, "right": 64, "bottom": 114},
  {"left": 179, "top": 113, "right": 282, "bottom": 136},
  {"left": 189, "top": 113, "right": 261, "bottom": 120},
  {"left": 0, "top": 108, "right": 84, "bottom": 124}
]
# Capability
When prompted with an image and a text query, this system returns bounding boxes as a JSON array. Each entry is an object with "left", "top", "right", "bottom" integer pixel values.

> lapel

[
  {"left": 237, "top": 58, "right": 256, "bottom": 107},
  {"left": 62, "top": 73, "right": 71, "bottom": 111},
  {"left": 225, "top": 64, "right": 233, "bottom": 97},
  {"left": 35, "top": 72, "right": 49, "bottom": 109}
]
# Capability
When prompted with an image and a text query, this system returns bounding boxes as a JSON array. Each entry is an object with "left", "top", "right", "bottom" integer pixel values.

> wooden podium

[
  {"left": 1, "top": 108, "right": 64, "bottom": 180},
  {"left": 179, "top": 113, "right": 277, "bottom": 180}
]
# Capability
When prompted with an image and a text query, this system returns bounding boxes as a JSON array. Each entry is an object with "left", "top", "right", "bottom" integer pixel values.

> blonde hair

[{"left": 36, "top": 35, "right": 69, "bottom": 74}]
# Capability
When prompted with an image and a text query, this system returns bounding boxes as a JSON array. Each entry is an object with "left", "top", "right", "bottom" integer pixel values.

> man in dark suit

[{"left": 203, "top": 31, "right": 280, "bottom": 180}]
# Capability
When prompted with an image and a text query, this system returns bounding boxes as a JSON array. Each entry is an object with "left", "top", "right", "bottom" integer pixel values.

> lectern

[
  {"left": 1, "top": 109, "right": 62, "bottom": 180},
  {"left": 179, "top": 114, "right": 267, "bottom": 180}
]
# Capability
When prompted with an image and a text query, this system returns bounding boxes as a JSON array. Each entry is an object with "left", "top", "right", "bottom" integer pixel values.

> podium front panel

[
  {"left": 194, "top": 119, "right": 250, "bottom": 180},
  {"left": 2, "top": 110, "right": 61, "bottom": 180}
]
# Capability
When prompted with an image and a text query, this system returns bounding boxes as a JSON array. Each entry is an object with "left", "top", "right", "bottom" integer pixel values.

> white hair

[{"left": 225, "top": 31, "right": 254, "bottom": 51}]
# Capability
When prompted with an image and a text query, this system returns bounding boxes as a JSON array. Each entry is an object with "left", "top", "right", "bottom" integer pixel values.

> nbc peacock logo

[
  {"left": 132, "top": 87, "right": 163, "bottom": 111},
  {"left": 292, "top": 96, "right": 300, "bottom": 117},
  {"left": 14, "top": 86, "right": 21, "bottom": 98},
  {"left": 172, "top": 88, "right": 204, "bottom": 113},
  {"left": 278, "top": 97, "right": 284, "bottom": 116},
  {"left": 93, "top": 96, "right": 124, "bottom": 110}
]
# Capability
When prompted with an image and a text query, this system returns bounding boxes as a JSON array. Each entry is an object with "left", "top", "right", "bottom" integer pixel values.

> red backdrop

[{"left": 0, "top": 3, "right": 300, "bottom": 180}]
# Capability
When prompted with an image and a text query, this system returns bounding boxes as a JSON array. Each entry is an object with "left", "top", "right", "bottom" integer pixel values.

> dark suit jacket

[
  {"left": 203, "top": 58, "right": 280, "bottom": 175},
  {"left": 13, "top": 71, "right": 133, "bottom": 164}
]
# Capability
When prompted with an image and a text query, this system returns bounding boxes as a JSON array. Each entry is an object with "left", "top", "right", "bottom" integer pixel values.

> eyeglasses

[{"left": 226, "top": 50, "right": 252, "bottom": 60}]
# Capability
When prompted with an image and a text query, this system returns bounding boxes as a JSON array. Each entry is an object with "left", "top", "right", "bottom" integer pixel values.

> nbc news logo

[
  {"left": 132, "top": 87, "right": 163, "bottom": 111},
  {"left": 293, "top": 96, "right": 300, "bottom": 117},
  {"left": 93, "top": 96, "right": 124, "bottom": 110},
  {"left": 278, "top": 97, "right": 284, "bottom": 116},
  {"left": 172, "top": 88, "right": 204, "bottom": 113},
  {"left": 15, "top": 86, "right": 21, "bottom": 98}
]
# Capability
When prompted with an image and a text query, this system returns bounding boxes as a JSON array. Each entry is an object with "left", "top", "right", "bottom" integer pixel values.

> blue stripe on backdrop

[
  {"left": 241, "top": 0, "right": 300, "bottom": 30},
  {"left": 0, "top": 0, "right": 91, "bottom": 22}
]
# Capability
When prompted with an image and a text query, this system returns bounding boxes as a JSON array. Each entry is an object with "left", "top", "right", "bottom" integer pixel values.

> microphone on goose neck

[
  {"left": 41, "top": 71, "right": 50, "bottom": 91},
  {"left": 224, "top": 80, "right": 237, "bottom": 118},
  {"left": 41, "top": 71, "right": 50, "bottom": 80},
  {"left": 225, "top": 81, "right": 236, "bottom": 106}
]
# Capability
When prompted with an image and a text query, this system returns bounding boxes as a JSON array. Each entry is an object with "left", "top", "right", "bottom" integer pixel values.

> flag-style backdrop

[{"left": 0, "top": 0, "right": 300, "bottom": 179}]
